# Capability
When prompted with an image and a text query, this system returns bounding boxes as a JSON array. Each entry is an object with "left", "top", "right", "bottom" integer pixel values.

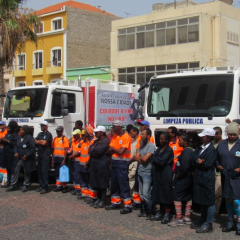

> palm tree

[{"left": 0, "top": 0, "right": 39, "bottom": 111}]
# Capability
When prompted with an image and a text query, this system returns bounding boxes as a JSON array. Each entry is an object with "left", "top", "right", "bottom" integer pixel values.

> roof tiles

[{"left": 36, "top": 0, "right": 114, "bottom": 16}]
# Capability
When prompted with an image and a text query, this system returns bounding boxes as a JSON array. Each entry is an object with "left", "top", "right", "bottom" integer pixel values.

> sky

[{"left": 23, "top": 0, "right": 240, "bottom": 18}]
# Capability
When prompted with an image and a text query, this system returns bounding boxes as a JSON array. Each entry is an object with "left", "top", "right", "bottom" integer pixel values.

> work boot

[
  {"left": 190, "top": 220, "right": 205, "bottom": 229},
  {"left": 138, "top": 202, "right": 147, "bottom": 217},
  {"left": 40, "top": 189, "right": 48, "bottom": 194},
  {"left": 6, "top": 185, "right": 17, "bottom": 192},
  {"left": 90, "top": 199, "right": 101, "bottom": 207},
  {"left": 236, "top": 222, "right": 240, "bottom": 235},
  {"left": 36, "top": 187, "right": 43, "bottom": 192},
  {"left": 22, "top": 185, "right": 29, "bottom": 192},
  {"left": 78, "top": 195, "right": 88, "bottom": 200},
  {"left": 161, "top": 213, "right": 171, "bottom": 224},
  {"left": 53, "top": 186, "right": 62, "bottom": 192},
  {"left": 132, "top": 202, "right": 141, "bottom": 210},
  {"left": 120, "top": 206, "right": 132, "bottom": 214},
  {"left": 62, "top": 187, "right": 68, "bottom": 193},
  {"left": 85, "top": 198, "right": 94, "bottom": 204},
  {"left": 2, "top": 182, "right": 10, "bottom": 188},
  {"left": 222, "top": 221, "right": 236, "bottom": 232},
  {"left": 94, "top": 201, "right": 106, "bottom": 209},
  {"left": 105, "top": 204, "right": 121, "bottom": 210},
  {"left": 149, "top": 211, "right": 164, "bottom": 221},
  {"left": 196, "top": 222, "right": 213, "bottom": 233},
  {"left": 71, "top": 190, "right": 77, "bottom": 195}
]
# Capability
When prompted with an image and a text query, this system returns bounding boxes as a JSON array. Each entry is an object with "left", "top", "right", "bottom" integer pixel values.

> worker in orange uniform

[
  {"left": 0, "top": 121, "right": 8, "bottom": 167},
  {"left": 52, "top": 126, "right": 69, "bottom": 193},
  {"left": 132, "top": 120, "right": 154, "bottom": 209},
  {"left": 105, "top": 120, "right": 132, "bottom": 214},
  {"left": 167, "top": 126, "right": 183, "bottom": 172},
  {"left": 69, "top": 129, "right": 82, "bottom": 196},
  {"left": 78, "top": 126, "right": 96, "bottom": 201}
]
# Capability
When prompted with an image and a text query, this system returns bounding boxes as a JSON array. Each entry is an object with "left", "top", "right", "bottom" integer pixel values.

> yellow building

[
  {"left": 13, "top": 0, "right": 117, "bottom": 87},
  {"left": 111, "top": 0, "right": 240, "bottom": 84}
]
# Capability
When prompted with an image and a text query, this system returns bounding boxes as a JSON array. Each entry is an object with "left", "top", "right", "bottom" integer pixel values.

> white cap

[
  {"left": 198, "top": 128, "right": 215, "bottom": 137},
  {"left": 40, "top": 121, "right": 48, "bottom": 126},
  {"left": 94, "top": 126, "right": 106, "bottom": 132}
]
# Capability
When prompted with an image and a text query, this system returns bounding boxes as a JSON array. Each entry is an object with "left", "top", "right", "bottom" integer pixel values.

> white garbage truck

[
  {"left": 138, "top": 67, "right": 239, "bottom": 145},
  {"left": 2, "top": 78, "right": 140, "bottom": 138}
]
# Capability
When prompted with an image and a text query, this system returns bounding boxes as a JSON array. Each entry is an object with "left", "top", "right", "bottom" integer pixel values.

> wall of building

[
  {"left": 111, "top": 1, "right": 240, "bottom": 82},
  {"left": 66, "top": 6, "right": 120, "bottom": 69}
]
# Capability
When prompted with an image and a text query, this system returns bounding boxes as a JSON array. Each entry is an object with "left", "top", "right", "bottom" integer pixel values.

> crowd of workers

[{"left": 0, "top": 118, "right": 240, "bottom": 235}]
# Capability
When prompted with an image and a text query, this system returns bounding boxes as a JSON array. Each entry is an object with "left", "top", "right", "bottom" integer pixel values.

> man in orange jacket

[{"left": 105, "top": 120, "right": 132, "bottom": 214}]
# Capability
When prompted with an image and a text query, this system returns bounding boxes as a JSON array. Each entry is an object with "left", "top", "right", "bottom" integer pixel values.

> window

[
  {"left": 36, "top": 22, "right": 43, "bottom": 33},
  {"left": 16, "top": 81, "right": 26, "bottom": 87},
  {"left": 118, "top": 62, "right": 200, "bottom": 84},
  {"left": 52, "top": 49, "right": 61, "bottom": 66},
  {"left": 51, "top": 92, "right": 76, "bottom": 117},
  {"left": 17, "top": 54, "right": 25, "bottom": 70},
  {"left": 52, "top": 18, "right": 62, "bottom": 30},
  {"left": 32, "top": 80, "right": 43, "bottom": 86},
  {"left": 118, "top": 16, "right": 199, "bottom": 51},
  {"left": 33, "top": 51, "right": 43, "bottom": 69}
]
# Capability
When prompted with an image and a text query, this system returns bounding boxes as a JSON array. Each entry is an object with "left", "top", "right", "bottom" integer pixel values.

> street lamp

[{"left": 100, "top": 68, "right": 115, "bottom": 81}]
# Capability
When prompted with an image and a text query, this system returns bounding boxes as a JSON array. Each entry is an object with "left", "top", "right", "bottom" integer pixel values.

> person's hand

[
  {"left": 22, "top": 155, "right": 27, "bottom": 161},
  {"left": 68, "top": 155, "right": 73, "bottom": 160},
  {"left": 14, "top": 153, "right": 19, "bottom": 158},
  {"left": 234, "top": 168, "right": 240, "bottom": 172},
  {"left": 61, "top": 160, "right": 65, "bottom": 166},
  {"left": 217, "top": 165, "right": 223, "bottom": 171},
  {"left": 1, "top": 138, "right": 8, "bottom": 142},
  {"left": 198, "top": 158, "right": 205, "bottom": 164},
  {"left": 51, "top": 160, "right": 54, "bottom": 167},
  {"left": 109, "top": 146, "right": 113, "bottom": 151},
  {"left": 84, "top": 164, "right": 88, "bottom": 169},
  {"left": 226, "top": 118, "right": 231, "bottom": 124}
]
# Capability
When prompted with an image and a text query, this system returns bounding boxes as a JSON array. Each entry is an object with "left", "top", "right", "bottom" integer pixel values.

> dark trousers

[
  {"left": 96, "top": 188, "right": 107, "bottom": 202},
  {"left": 111, "top": 166, "right": 131, "bottom": 206},
  {"left": 7, "top": 169, "right": 11, "bottom": 184},
  {"left": 72, "top": 161, "right": 81, "bottom": 186},
  {"left": 200, "top": 204, "right": 215, "bottom": 224},
  {"left": 37, "top": 157, "right": 49, "bottom": 190},
  {"left": 11, "top": 160, "right": 31, "bottom": 186},
  {"left": 0, "top": 148, "right": 3, "bottom": 167}
]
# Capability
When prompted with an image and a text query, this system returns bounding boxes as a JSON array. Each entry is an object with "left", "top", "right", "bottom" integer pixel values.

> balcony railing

[
  {"left": 47, "top": 61, "right": 62, "bottom": 67},
  {"left": 13, "top": 65, "right": 26, "bottom": 70},
  {"left": 32, "top": 63, "right": 43, "bottom": 69}
]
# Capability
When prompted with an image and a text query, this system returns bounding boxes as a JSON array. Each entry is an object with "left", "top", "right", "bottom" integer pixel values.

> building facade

[
  {"left": 13, "top": 0, "right": 119, "bottom": 87},
  {"left": 111, "top": 0, "right": 240, "bottom": 84}
]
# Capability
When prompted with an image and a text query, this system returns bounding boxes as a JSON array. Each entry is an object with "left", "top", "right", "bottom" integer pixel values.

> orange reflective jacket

[{"left": 52, "top": 136, "right": 69, "bottom": 158}]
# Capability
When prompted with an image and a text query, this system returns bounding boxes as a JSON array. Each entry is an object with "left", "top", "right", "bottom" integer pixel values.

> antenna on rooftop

[
  {"left": 125, "top": 12, "right": 131, "bottom": 18},
  {"left": 97, "top": 5, "right": 101, "bottom": 12}
]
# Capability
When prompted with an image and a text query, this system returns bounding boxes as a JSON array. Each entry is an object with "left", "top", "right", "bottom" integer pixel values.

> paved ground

[{"left": 0, "top": 180, "right": 238, "bottom": 240}]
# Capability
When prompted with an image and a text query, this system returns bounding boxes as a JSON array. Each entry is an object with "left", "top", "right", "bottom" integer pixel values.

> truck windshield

[
  {"left": 148, "top": 74, "right": 233, "bottom": 117},
  {"left": 3, "top": 88, "right": 48, "bottom": 118}
]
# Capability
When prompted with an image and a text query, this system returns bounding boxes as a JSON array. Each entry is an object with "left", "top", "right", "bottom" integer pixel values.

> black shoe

[
  {"left": 85, "top": 198, "right": 94, "bottom": 204},
  {"left": 222, "top": 221, "right": 236, "bottom": 232},
  {"left": 40, "top": 189, "right": 48, "bottom": 194},
  {"left": 120, "top": 207, "right": 132, "bottom": 214},
  {"left": 2, "top": 182, "right": 10, "bottom": 188},
  {"left": 22, "top": 186, "right": 29, "bottom": 192},
  {"left": 105, "top": 204, "right": 121, "bottom": 210},
  {"left": 53, "top": 187, "right": 62, "bottom": 192},
  {"left": 78, "top": 195, "right": 88, "bottom": 200},
  {"left": 132, "top": 203, "right": 141, "bottom": 210},
  {"left": 190, "top": 220, "right": 205, "bottom": 229},
  {"left": 196, "top": 222, "right": 213, "bottom": 233},
  {"left": 90, "top": 199, "right": 101, "bottom": 207},
  {"left": 161, "top": 213, "right": 170, "bottom": 224},
  {"left": 62, "top": 187, "right": 68, "bottom": 193},
  {"left": 76, "top": 191, "right": 81, "bottom": 197},
  {"left": 138, "top": 210, "right": 148, "bottom": 217},
  {"left": 150, "top": 211, "right": 164, "bottom": 221},
  {"left": 6, "top": 185, "right": 17, "bottom": 192},
  {"left": 36, "top": 187, "right": 43, "bottom": 192},
  {"left": 94, "top": 201, "right": 106, "bottom": 209},
  {"left": 71, "top": 190, "right": 77, "bottom": 195}
]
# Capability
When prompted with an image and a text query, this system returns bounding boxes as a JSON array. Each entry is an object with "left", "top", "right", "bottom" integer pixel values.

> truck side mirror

[
  {"left": 61, "top": 93, "right": 68, "bottom": 109},
  {"left": 139, "top": 90, "right": 145, "bottom": 107}
]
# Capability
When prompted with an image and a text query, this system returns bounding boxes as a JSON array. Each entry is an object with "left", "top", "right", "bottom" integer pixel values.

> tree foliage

[{"left": 0, "top": 0, "right": 40, "bottom": 68}]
